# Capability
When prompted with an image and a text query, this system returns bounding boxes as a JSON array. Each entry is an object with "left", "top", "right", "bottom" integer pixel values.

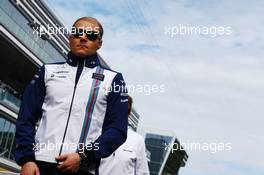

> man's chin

[{"left": 74, "top": 51, "right": 92, "bottom": 58}]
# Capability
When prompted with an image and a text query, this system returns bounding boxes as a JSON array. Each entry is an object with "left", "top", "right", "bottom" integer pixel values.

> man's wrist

[{"left": 77, "top": 151, "right": 86, "bottom": 167}]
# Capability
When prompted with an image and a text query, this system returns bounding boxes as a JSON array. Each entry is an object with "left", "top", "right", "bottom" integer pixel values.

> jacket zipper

[{"left": 58, "top": 60, "right": 85, "bottom": 156}]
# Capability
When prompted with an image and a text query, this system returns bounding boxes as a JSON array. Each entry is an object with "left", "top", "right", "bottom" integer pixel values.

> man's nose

[{"left": 80, "top": 34, "right": 88, "bottom": 42}]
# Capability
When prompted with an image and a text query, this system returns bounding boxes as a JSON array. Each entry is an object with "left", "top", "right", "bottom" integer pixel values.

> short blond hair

[{"left": 73, "top": 17, "right": 104, "bottom": 38}]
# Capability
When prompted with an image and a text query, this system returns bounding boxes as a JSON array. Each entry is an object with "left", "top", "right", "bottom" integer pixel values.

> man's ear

[
  {"left": 69, "top": 35, "right": 74, "bottom": 47},
  {"left": 98, "top": 40, "right": 103, "bottom": 49}
]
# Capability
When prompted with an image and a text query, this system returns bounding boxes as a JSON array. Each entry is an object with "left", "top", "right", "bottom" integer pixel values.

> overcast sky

[{"left": 44, "top": 0, "right": 264, "bottom": 174}]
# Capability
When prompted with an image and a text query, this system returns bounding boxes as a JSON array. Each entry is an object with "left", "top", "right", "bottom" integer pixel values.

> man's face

[{"left": 69, "top": 19, "right": 102, "bottom": 57}]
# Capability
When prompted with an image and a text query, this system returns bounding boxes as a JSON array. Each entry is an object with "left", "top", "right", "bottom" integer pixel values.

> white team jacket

[
  {"left": 99, "top": 128, "right": 150, "bottom": 175},
  {"left": 15, "top": 53, "right": 128, "bottom": 169}
]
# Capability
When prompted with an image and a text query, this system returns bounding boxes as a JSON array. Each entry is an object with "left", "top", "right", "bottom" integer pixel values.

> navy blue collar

[{"left": 66, "top": 52, "right": 100, "bottom": 68}]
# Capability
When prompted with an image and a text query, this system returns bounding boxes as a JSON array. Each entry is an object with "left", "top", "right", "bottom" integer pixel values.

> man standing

[
  {"left": 99, "top": 96, "right": 150, "bottom": 175},
  {"left": 15, "top": 17, "right": 128, "bottom": 175}
]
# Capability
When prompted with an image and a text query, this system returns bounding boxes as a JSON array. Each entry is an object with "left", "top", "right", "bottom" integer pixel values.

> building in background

[
  {"left": 0, "top": 0, "right": 69, "bottom": 172},
  {"left": 145, "top": 133, "right": 188, "bottom": 175},
  {"left": 0, "top": 0, "right": 140, "bottom": 173}
]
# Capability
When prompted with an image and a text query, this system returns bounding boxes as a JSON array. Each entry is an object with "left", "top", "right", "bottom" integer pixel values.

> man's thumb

[
  {"left": 56, "top": 154, "right": 67, "bottom": 161},
  {"left": 35, "top": 167, "right": 40, "bottom": 175}
]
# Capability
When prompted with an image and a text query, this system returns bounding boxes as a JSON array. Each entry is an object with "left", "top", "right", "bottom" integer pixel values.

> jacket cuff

[
  {"left": 18, "top": 156, "right": 36, "bottom": 166},
  {"left": 78, "top": 142, "right": 101, "bottom": 170},
  {"left": 84, "top": 149, "right": 96, "bottom": 164}
]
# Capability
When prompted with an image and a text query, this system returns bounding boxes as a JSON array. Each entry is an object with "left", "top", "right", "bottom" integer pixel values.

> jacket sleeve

[
  {"left": 14, "top": 65, "right": 46, "bottom": 166},
  {"left": 83, "top": 72, "right": 128, "bottom": 166}
]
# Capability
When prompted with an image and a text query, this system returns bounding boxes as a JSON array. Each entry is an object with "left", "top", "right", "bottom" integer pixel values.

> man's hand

[
  {"left": 56, "top": 153, "right": 80, "bottom": 172},
  {"left": 21, "top": 161, "right": 40, "bottom": 175}
]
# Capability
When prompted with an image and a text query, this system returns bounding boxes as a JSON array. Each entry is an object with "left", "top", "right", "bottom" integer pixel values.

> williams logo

[{"left": 92, "top": 73, "right": 104, "bottom": 81}]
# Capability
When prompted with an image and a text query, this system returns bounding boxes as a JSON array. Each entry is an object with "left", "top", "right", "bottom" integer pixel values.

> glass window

[
  {"left": 0, "top": 1, "right": 66, "bottom": 63},
  {"left": 0, "top": 113, "right": 16, "bottom": 161}
]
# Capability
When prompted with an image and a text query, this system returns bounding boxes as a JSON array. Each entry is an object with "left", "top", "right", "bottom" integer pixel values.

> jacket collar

[{"left": 66, "top": 52, "right": 100, "bottom": 68}]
